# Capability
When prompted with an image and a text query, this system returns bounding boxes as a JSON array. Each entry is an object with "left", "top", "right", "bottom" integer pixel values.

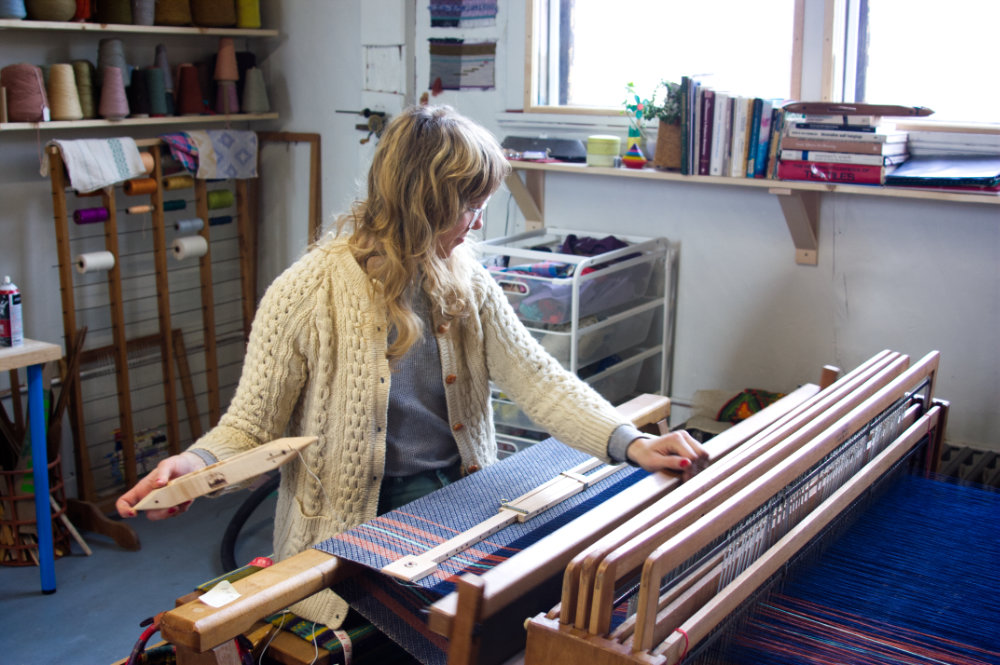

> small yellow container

[{"left": 586, "top": 135, "right": 620, "bottom": 167}]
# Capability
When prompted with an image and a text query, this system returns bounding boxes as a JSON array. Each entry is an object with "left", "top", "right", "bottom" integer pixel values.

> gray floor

[{"left": 1, "top": 488, "right": 276, "bottom": 665}]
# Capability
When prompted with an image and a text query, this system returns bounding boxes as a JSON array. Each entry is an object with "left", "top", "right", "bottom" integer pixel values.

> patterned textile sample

[
  {"left": 429, "top": 0, "right": 498, "bottom": 27},
  {"left": 428, "top": 39, "right": 496, "bottom": 90}
]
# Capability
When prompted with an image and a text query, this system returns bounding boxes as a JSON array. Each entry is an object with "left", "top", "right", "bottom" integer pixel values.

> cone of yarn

[
  {"left": 131, "top": 0, "right": 154, "bottom": 24},
  {"left": 142, "top": 67, "right": 167, "bottom": 116},
  {"left": 47, "top": 63, "right": 83, "bottom": 120},
  {"left": 154, "top": 44, "right": 174, "bottom": 91},
  {"left": 190, "top": 0, "right": 235, "bottom": 27},
  {"left": 98, "top": 65, "right": 129, "bottom": 120},
  {"left": 25, "top": 0, "right": 75, "bottom": 20},
  {"left": 0, "top": 0, "right": 27, "bottom": 19},
  {"left": 241, "top": 67, "right": 268, "bottom": 114},
  {"left": 1, "top": 63, "right": 48, "bottom": 122},
  {"left": 71, "top": 60, "right": 97, "bottom": 118},
  {"left": 215, "top": 80, "right": 238, "bottom": 114},
  {"left": 97, "top": 38, "right": 127, "bottom": 87},
  {"left": 235, "top": 0, "right": 259, "bottom": 28},
  {"left": 154, "top": 0, "right": 191, "bottom": 25},
  {"left": 127, "top": 68, "right": 150, "bottom": 117},
  {"left": 94, "top": 0, "right": 131, "bottom": 24},
  {"left": 174, "top": 63, "right": 203, "bottom": 115},
  {"left": 235, "top": 50, "right": 256, "bottom": 99},
  {"left": 196, "top": 59, "right": 214, "bottom": 108},
  {"left": 72, "top": 0, "right": 89, "bottom": 19},
  {"left": 213, "top": 37, "right": 239, "bottom": 81}
]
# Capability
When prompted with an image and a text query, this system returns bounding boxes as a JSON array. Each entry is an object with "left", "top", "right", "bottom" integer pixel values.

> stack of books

[{"left": 775, "top": 113, "right": 909, "bottom": 185}]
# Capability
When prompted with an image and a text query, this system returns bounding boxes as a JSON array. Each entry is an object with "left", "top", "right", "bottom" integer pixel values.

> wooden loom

[{"left": 155, "top": 351, "right": 946, "bottom": 665}]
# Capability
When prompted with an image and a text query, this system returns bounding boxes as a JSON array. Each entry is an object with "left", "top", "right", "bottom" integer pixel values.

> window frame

[{"left": 519, "top": 0, "right": 999, "bottom": 135}]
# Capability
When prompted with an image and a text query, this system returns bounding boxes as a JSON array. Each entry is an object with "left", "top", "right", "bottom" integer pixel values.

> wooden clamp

[
  {"left": 133, "top": 436, "right": 318, "bottom": 510},
  {"left": 381, "top": 459, "right": 626, "bottom": 583}
]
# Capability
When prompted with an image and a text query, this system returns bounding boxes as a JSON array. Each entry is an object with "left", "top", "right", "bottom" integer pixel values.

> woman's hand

[
  {"left": 625, "top": 430, "right": 708, "bottom": 479},
  {"left": 115, "top": 452, "right": 208, "bottom": 520}
]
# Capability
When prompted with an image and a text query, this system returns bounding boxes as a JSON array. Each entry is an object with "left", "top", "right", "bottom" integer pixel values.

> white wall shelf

[
  {"left": 507, "top": 161, "right": 1000, "bottom": 266},
  {"left": 0, "top": 18, "right": 278, "bottom": 37},
  {"left": 0, "top": 113, "right": 278, "bottom": 132}
]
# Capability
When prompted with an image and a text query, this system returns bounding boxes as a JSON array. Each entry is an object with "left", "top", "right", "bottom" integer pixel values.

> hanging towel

[
  {"left": 159, "top": 132, "right": 200, "bottom": 173},
  {"left": 41, "top": 138, "right": 147, "bottom": 193}
]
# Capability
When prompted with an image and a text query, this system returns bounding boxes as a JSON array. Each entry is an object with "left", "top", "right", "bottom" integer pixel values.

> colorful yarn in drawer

[
  {"left": 163, "top": 199, "right": 187, "bottom": 212},
  {"left": 164, "top": 174, "right": 194, "bottom": 190},
  {"left": 72, "top": 207, "right": 109, "bottom": 224},
  {"left": 124, "top": 177, "right": 157, "bottom": 196},
  {"left": 207, "top": 189, "right": 234, "bottom": 210}
]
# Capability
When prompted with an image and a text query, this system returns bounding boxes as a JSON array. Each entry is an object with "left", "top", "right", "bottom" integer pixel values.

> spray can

[{"left": 1, "top": 275, "right": 24, "bottom": 347}]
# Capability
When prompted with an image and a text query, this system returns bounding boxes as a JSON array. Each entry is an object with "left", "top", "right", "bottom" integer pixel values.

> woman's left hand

[{"left": 626, "top": 430, "right": 708, "bottom": 479}]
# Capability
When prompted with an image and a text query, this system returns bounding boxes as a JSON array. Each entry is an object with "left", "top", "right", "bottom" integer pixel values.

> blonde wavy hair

[{"left": 341, "top": 105, "right": 510, "bottom": 359}]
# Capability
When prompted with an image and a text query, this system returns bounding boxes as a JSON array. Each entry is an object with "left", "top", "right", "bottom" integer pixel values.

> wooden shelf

[
  {"left": 0, "top": 18, "right": 278, "bottom": 37},
  {"left": 0, "top": 113, "right": 279, "bottom": 133},
  {"left": 507, "top": 161, "right": 1000, "bottom": 266}
]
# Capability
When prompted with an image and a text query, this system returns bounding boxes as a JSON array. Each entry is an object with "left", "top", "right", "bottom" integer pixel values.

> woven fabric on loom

[{"left": 315, "top": 438, "right": 648, "bottom": 664}]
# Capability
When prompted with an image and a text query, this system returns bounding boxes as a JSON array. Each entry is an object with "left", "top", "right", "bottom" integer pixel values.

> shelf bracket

[
  {"left": 505, "top": 169, "right": 545, "bottom": 230},
  {"left": 771, "top": 188, "right": 820, "bottom": 266}
]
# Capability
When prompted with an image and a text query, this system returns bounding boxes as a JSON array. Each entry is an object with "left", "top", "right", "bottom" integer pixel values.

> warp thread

[{"left": 0, "top": 63, "right": 48, "bottom": 122}]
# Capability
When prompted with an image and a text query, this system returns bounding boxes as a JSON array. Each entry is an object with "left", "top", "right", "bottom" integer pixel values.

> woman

[{"left": 116, "top": 105, "right": 706, "bottom": 628}]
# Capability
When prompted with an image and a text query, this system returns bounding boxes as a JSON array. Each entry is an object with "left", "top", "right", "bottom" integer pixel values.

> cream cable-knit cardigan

[{"left": 189, "top": 235, "right": 629, "bottom": 628}]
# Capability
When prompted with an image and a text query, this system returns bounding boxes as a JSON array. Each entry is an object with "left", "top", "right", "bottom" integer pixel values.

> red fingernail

[
  {"left": 167, "top": 507, "right": 179, "bottom": 515},
  {"left": 679, "top": 459, "right": 691, "bottom": 469}
]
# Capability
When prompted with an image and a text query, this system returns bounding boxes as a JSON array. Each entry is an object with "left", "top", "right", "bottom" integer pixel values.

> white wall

[{"left": 2, "top": 0, "right": 997, "bottom": 474}]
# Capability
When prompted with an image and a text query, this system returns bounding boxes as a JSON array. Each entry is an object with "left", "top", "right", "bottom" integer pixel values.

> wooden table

[{"left": 0, "top": 338, "right": 62, "bottom": 593}]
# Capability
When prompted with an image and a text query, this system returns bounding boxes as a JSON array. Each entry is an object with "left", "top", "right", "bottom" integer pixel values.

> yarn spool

[
  {"left": 98, "top": 66, "right": 129, "bottom": 120},
  {"left": 215, "top": 80, "right": 238, "bottom": 114},
  {"left": 163, "top": 199, "right": 187, "bottom": 211},
  {"left": 153, "top": 45, "right": 175, "bottom": 115},
  {"left": 131, "top": 0, "right": 154, "bottom": 25},
  {"left": 174, "top": 64, "right": 204, "bottom": 115},
  {"left": 72, "top": 0, "right": 88, "bottom": 19},
  {"left": 95, "top": 0, "right": 131, "bottom": 23},
  {"left": 124, "top": 177, "right": 157, "bottom": 195},
  {"left": 0, "top": 0, "right": 27, "bottom": 19},
  {"left": 207, "top": 188, "right": 234, "bottom": 210},
  {"left": 72, "top": 207, "right": 110, "bottom": 224},
  {"left": 127, "top": 68, "right": 151, "bottom": 118},
  {"left": 171, "top": 235, "right": 208, "bottom": 260},
  {"left": 127, "top": 204, "right": 154, "bottom": 214},
  {"left": 235, "top": 0, "right": 259, "bottom": 28},
  {"left": 47, "top": 63, "right": 83, "bottom": 121},
  {"left": 174, "top": 218, "right": 204, "bottom": 233},
  {"left": 1, "top": 63, "right": 48, "bottom": 122},
  {"left": 97, "top": 39, "right": 128, "bottom": 88},
  {"left": 234, "top": 51, "right": 256, "bottom": 99},
  {"left": 241, "top": 67, "right": 269, "bottom": 114},
  {"left": 25, "top": 0, "right": 75, "bottom": 20},
  {"left": 190, "top": 0, "right": 235, "bottom": 27},
  {"left": 208, "top": 215, "right": 232, "bottom": 226},
  {"left": 164, "top": 174, "right": 194, "bottom": 190},
  {"left": 214, "top": 37, "right": 239, "bottom": 81},
  {"left": 143, "top": 67, "right": 168, "bottom": 116},
  {"left": 154, "top": 0, "right": 191, "bottom": 25},
  {"left": 71, "top": 60, "right": 97, "bottom": 119}
]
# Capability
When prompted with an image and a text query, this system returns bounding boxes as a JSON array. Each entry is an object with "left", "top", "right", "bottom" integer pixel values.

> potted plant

[{"left": 625, "top": 80, "right": 682, "bottom": 170}]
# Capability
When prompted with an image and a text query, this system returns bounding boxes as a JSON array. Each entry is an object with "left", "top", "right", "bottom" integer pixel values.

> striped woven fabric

[{"left": 315, "top": 438, "right": 648, "bottom": 664}]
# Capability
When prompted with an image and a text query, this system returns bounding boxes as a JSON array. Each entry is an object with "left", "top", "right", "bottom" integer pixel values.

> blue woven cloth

[{"left": 315, "top": 438, "right": 648, "bottom": 664}]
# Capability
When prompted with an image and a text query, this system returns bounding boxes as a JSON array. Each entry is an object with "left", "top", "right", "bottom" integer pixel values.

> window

[
  {"left": 529, "top": 0, "right": 999, "bottom": 127},
  {"left": 530, "top": 0, "right": 798, "bottom": 111}
]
